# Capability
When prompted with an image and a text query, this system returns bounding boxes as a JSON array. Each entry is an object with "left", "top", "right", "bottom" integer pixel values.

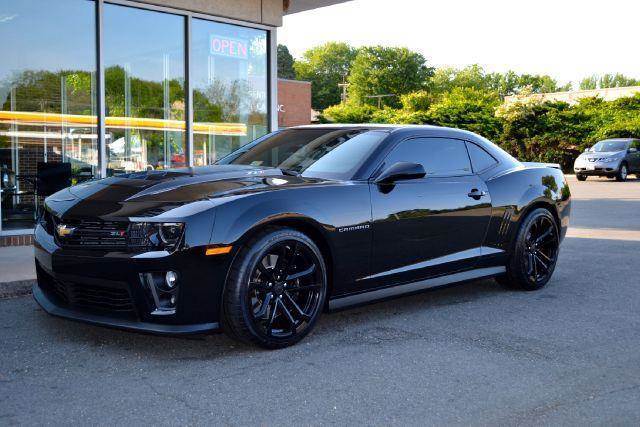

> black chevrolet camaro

[{"left": 34, "top": 125, "right": 571, "bottom": 348}]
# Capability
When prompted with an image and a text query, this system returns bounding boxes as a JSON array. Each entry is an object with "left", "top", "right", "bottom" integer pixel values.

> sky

[{"left": 279, "top": 0, "right": 640, "bottom": 86}]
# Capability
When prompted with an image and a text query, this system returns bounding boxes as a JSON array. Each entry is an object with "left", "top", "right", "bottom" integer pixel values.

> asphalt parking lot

[{"left": 1, "top": 175, "right": 639, "bottom": 425}]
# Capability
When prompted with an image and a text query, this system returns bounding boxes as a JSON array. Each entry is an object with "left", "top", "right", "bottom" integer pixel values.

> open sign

[{"left": 210, "top": 35, "right": 248, "bottom": 59}]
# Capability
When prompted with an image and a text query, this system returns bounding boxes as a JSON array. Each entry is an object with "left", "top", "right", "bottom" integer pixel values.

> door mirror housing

[
  {"left": 584, "top": 147, "right": 591, "bottom": 153},
  {"left": 375, "top": 162, "right": 426, "bottom": 184},
  {"left": 628, "top": 147, "right": 638, "bottom": 153}
]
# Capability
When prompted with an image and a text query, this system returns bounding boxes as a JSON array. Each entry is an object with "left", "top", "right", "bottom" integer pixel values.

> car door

[
  {"left": 629, "top": 140, "right": 640, "bottom": 172},
  {"left": 367, "top": 137, "right": 492, "bottom": 288}
]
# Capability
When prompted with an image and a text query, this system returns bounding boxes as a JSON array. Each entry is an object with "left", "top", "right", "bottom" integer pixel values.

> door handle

[{"left": 467, "top": 189, "right": 487, "bottom": 200}]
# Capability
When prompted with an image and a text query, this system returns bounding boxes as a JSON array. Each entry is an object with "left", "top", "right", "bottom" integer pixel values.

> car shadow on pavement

[{"left": 31, "top": 277, "right": 508, "bottom": 358}]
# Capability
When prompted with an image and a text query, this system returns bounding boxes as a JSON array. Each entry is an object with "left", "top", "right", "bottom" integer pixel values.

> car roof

[
  {"left": 292, "top": 123, "right": 438, "bottom": 131},
  {"left": 289, "top": 124, "right": 494, "bottom": 144}
]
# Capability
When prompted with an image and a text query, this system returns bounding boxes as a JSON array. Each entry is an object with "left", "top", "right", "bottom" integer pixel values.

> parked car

[
  {"left": 574, "top": 138, "right": 640, "bottom": 181},
  {"left": 34, "top": 125, "right": 571, "bottom": 348}
]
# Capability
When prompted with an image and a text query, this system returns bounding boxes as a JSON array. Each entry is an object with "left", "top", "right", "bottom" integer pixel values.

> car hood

[
  {"left": 45, "top": 165, "right": 328, "bottom": 219},
  {"left": 580, "top": 150, "right": 625, "bottom": 159}
]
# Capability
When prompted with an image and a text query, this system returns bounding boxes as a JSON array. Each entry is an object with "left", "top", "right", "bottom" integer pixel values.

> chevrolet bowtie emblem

[{"left": 56, "top": 224, "right": 76, "bottom": 237}]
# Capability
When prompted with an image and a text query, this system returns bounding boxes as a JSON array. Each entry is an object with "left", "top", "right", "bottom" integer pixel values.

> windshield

[
  {"left": 217, "top": 129, "right": 388, "bottom": 180},
  {"left": 590, "top": 140, "right": 629, "bottom": 152}
]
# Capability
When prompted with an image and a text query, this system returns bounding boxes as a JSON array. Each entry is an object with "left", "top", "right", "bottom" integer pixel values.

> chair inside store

[{"left": 1, "top": 162, "right": 72, "bottom": 231}]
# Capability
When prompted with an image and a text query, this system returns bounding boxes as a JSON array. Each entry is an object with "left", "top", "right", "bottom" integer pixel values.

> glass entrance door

[{"left": 0, "top": 0, "right": 97, "bottom": 231}]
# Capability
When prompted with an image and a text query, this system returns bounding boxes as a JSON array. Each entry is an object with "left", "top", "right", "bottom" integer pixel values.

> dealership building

[{"left": 0, "top": 0, "right": 346, "bottom": 239}]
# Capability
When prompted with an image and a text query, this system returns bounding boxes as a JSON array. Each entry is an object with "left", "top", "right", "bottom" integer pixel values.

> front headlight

[
  {"left": 602, "top": 157, "right": 622, "bottom": 163},
  {"left": 129, "top": 222, "right": 185, "bottom": 252}
]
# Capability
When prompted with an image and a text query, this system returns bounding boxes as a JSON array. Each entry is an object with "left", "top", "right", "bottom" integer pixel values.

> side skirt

[{"left": 328, "top": 266, "right": 506, "bottom": 311}]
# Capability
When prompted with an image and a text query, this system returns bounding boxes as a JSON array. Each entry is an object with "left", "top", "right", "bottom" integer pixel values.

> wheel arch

[{"left": 230, "top": 215, "right": 335, "bottom": 306}]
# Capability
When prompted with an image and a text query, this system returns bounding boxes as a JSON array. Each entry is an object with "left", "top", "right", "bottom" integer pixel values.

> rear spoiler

[{"left": 522, "top": 162, "right": 561, "bottom": 170}]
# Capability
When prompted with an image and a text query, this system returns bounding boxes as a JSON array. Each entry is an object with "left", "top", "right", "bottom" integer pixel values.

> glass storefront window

[
  {"left": 0, "top": 1, "right": 272, "bottom": 234},
  {"left": 103, "top": 4, "right": 186, "bottom": 174},
  {"left": 192, "top": 19, "right": 268, "bottom": 165},
  {"left": 0, "top": 0, "right": 97, "bottom": 231}
]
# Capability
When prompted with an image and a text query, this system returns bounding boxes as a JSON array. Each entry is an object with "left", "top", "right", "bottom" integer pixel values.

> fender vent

[{"left": 497, "top": 208, "right": 514, "bottom": 244}]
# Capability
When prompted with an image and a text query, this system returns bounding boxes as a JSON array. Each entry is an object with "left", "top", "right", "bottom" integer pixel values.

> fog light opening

[
  {"left": 141, "top": 271, "right": 180, "bottom": 316},
  {"left": 165, "top": 271, "right": 178, "bottom": 289}
]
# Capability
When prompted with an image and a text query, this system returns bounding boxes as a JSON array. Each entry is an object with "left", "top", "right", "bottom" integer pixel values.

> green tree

[
  {"left": 348, "top": 46, "right": 433, "bottom": 108},
  {"left": 277, "top": 44, "right": 296, "bottom": 79},
  {"left": 427, "top": 87, "right": 502, "bottom": 139},
  {"left": 580, "top": 73, "right": 640, "bottom": 90},
  {"left": 429, "top": 65, "right": 568, "bottom": 98},
  {"left": 293, "top": 42, "right": 357, "bottom": 110}
]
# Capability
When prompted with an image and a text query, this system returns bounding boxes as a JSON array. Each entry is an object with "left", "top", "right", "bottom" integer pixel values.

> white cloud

[{"left": 0, "top": 14, "right": 18, "bottom": 23}]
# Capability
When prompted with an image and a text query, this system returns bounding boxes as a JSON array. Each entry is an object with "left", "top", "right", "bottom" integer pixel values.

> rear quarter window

[{"left": 466, "top": 142, "right": 498, "bottom": 172}]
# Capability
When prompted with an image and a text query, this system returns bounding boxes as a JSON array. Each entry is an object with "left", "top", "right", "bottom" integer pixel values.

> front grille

[
  {"left": 58, "top": 218, "right": 129, "bottom": 249},
  {"left": 37, "top": 264, "right": 136, "bottom": 315},
  {"left": 52, "top": 217, "right": 151, "bottom": 251}
]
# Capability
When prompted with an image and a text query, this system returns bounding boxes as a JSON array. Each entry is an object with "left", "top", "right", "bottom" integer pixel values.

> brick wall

[
  {"left": 0, "top": 234, "right": 33, "bottom": 247},
  {"left": 277, "top": 79, "right": 312, "bottom": 128}
]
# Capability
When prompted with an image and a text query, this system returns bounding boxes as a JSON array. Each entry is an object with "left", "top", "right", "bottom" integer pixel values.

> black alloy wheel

[
  {"left": 501, "top": 208, "right": 560, "bottom": 291},
  {"left": 522, "top": 214, "right": 559, "bottom": 285},
  {"left": 222, "top": 228, "right": 327, "bottom": 349}
]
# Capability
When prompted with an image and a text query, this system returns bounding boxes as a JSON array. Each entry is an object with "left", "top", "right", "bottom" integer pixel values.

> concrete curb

[{"left": 0, "top": 280, "right": 35, "bottom": 299}]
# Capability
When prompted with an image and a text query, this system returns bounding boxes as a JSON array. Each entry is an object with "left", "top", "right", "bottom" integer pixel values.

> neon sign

[{"left": 210, "top": 35, "right": 248, "bottom": 59}]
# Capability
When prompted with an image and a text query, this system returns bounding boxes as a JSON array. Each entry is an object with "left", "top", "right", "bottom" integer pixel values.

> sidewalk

[{"left": 0, "top": 245, "right": 36, "bottom": 298}]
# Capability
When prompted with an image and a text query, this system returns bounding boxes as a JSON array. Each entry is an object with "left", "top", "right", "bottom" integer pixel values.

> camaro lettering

[{"left": 338, "top": 224, "right": 370, "bottom": 233}]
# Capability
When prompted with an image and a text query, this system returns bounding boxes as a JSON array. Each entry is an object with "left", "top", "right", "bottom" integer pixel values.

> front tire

[
  {"left": 222, "top": 227, "right": 327, "bottom": 349},
  {"left": 501, "top": 208, "right": 560, "bottom": 291},
  {"left": 616, "top": 163, "right": 628, "bottom": 181},
  {"left": 576, "top": 174, "right": 587, "bottom": 181}
]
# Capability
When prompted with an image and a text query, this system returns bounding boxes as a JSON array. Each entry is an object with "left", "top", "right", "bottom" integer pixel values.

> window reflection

[
  {"left": 103, "top": 4, "right": 185, "bottom": 174},
  {"left": 0, "top": 0, "right": 96, "bottom": 231},
  {"left": 192, "top": 19, "right": 268, "bottom": 165}
]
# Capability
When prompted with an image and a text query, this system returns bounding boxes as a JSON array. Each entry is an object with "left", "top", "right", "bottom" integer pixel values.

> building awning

[{"left": 284, "top": 0, "right": 352, "bottom": 14}]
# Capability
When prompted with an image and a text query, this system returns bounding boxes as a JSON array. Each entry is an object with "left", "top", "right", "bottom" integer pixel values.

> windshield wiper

[{"left": 280, "top": 168, "right": 300, "bottom": 177}]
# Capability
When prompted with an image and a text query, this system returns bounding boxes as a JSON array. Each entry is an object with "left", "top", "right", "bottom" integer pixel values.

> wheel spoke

[
  {"left": 526, "top": 252, "right": 535, "bottom": 277},
  {"left": 536, "top": 226, "right": 554, "bottom": 244},
  {"left": 266, "top": 299, "right": 279, "bottom": 335},
  {"left": 288, "top": 282, "right": 321, "bottom": 292},
  {"left": 536, "top": 249, "right": 553, "bottom": 264},
  {"left": 277, "top": 298, "right": 297, "bottom": 331},
  {"left": 284, "top": 291, "right": 311, "bottom": 321},
  {"left": 254, "top": 292, "right": 274, "bottom": 318},
  {"left": 275, "top": 242, "right": 299, "bottom": 277},
  {"left": 286, "top": 264, "right": 316, "bottom": 281},
  {"left": 533, "top": 253, "right": 549, "bottom": 273}
]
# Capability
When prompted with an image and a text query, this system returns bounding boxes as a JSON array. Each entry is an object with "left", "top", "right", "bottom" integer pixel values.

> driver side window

[{"left": 384, "top": 137, "right": 472, "bottom": 177}]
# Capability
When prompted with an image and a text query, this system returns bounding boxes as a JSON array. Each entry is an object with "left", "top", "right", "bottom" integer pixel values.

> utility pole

[
  {"left": 364, "top": 94, "right": 396, "bottom": 108},
  {"left": 338, "top": 73, "right": 349, "bottom": 104}
]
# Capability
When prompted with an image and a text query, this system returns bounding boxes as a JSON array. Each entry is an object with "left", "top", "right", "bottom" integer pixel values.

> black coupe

[{"left": 34, "top": 125, "right": 571, "bottom": 348}]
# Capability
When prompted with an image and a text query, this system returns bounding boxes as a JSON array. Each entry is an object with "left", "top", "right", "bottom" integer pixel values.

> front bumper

[
  {"left": 33, "top": 285, "right": 218, "bottom": 334},
  {"left": 574, "top": 160, "right": 621, "bottom": 175},
  {"left": 33, "top": 224, "right": 230, "bottom": 335}
]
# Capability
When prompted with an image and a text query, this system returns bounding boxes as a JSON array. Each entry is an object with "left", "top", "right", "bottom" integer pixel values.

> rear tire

[
  {"left": 576, "top": 174, "right": 587, "bottom": 181},
  {"left": 616, "top": 163, "right": 628, "bottom": 181},
  {"left": 501, "top": 208, "right": 560, "bottom": 291},
  {"left": 222, "top": 227, "right": 327, "bottom": 349}
]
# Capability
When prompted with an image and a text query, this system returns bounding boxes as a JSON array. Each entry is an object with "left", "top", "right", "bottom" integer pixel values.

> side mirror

[
  {"left": 583, "top": 148, "right": 590, "bottom": 153},
  {"left": 375, "top": 162, "right": 426, "bottom": 184},
  {"left": 628, "top": 147, "right": 638, "bottom": 153}
]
